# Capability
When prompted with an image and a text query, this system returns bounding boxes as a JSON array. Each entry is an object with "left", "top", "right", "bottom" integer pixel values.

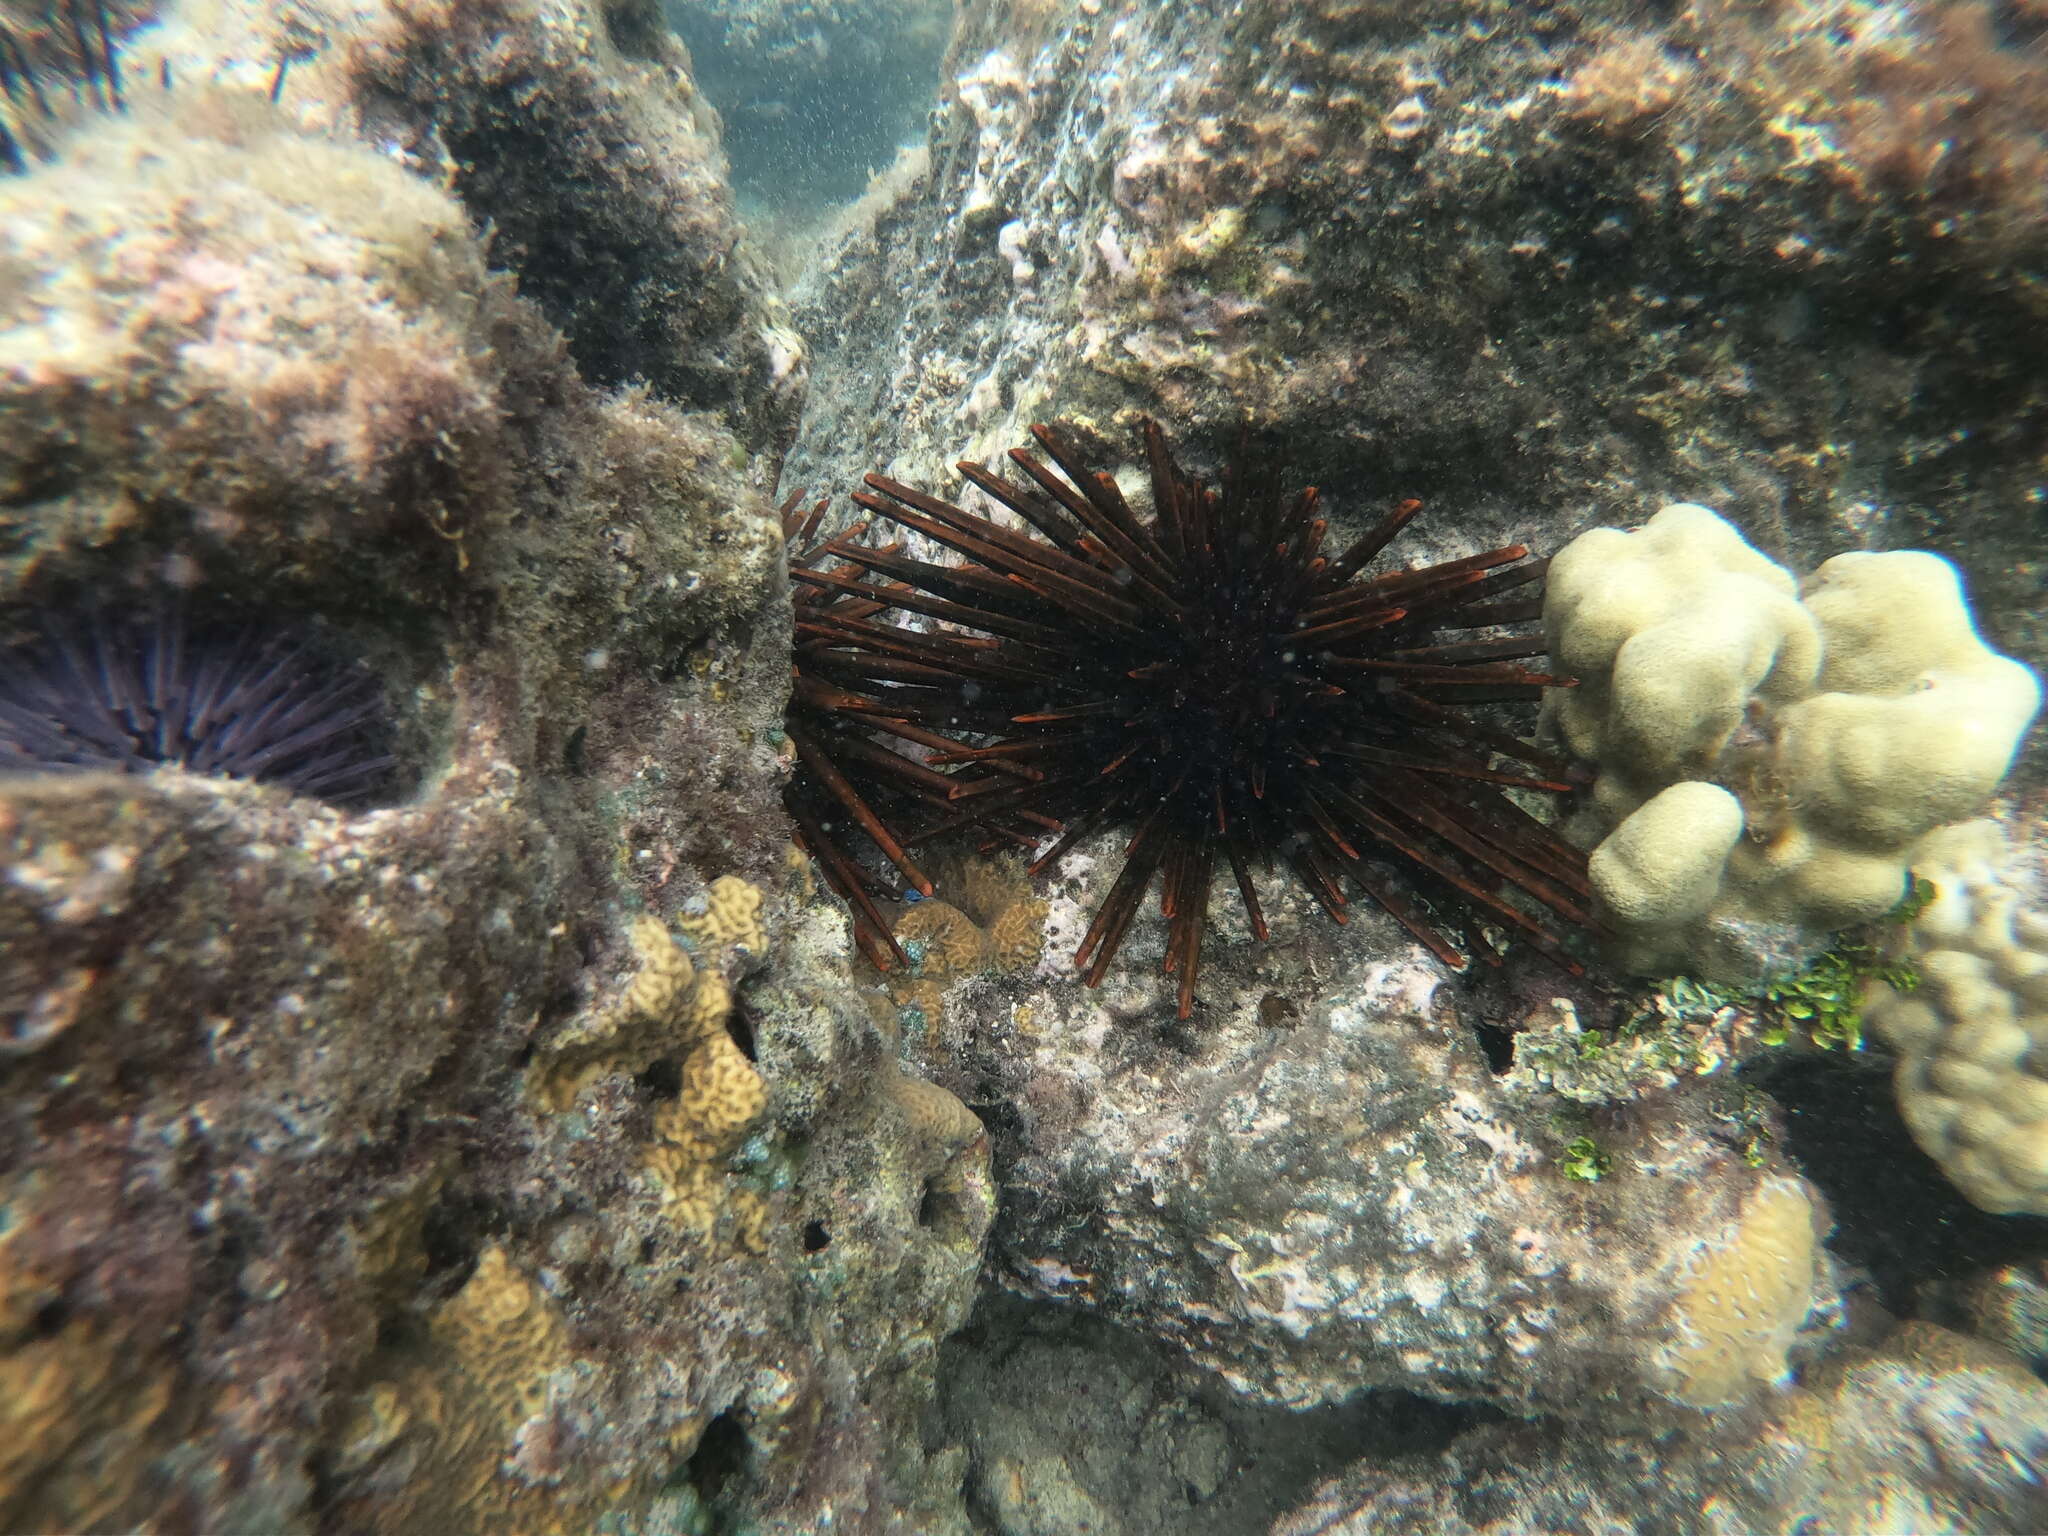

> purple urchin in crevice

[{"left": 0, "top": 605, "right": 400, "bottom": 807}]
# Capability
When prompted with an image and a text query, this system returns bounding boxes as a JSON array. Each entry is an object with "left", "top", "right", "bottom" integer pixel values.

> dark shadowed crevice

[{"left": 1759, "top": 1052, "right": 2048, "bottom": 1310}]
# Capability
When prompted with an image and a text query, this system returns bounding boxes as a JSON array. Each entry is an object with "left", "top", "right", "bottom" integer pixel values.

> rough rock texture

[
  {"left": 787, "top": 0, "right": 2048, "bottom": 715},
  {"left": 138, "top": 0, "right": 805, "bottom": 453},
  {"left": 0, "top": 32, "right": 985, "bottom": 1536},
  {"left": 1273, "top": 1320, "right": 2048, "bottom": 1536},
  {"left": 6, "top": 0, "right": 2048, "bottom": 1530},
  {"left": 933, "top": 1294, "right": 1475, "bottom": 1536},
  {"left": 779, "top": 0, "right": 2048, "bottom": 1528},
  {"left": 897, "top": 894, "right": 1840, "bottom": 1420}
]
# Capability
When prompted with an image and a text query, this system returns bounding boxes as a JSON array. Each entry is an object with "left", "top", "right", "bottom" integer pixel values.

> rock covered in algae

[
  {"left": 786, "top": 0, "right": 2046, "bottom": 709},
  {"left": 902, "top": 900, "right": 1839, "bottom": 1422},
  {"left": 932, "top": 1294, "right": 1476, "bottom": 1536},
  {"left": 1273, "top": 1320, "right": 2048, "bottom": 1536},
  {"left": 117, "top": 0, "right": 805, "bottom": 450},
  {"left": 781, "top": 0, "right": 2044, "bottom": 1495},
  {"left": 0, "top": 27, "right": 988, "bottom": 1536}
]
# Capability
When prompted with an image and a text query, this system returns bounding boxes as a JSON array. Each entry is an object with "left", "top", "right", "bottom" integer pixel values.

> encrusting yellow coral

[
  {"left": 988, "top": 896, "right": 1051, "bottom": 971},
  {"left": 678, "top": 873, "right": 768, "bottom": 959},
  {"left": 431, "top": 1245, "right": 573, "bottom": 1428},
  {"left": 647, "top": 1023, "right": 769, "bottom": 1235},
  {"left": 879, "top": 1069, "right": 990, "bottom": 1247},
  {"left": 1657, "top": 1176, "right": 1822, "bottom": 1406},
  {"left": 892, "top": 899, "right": 989, "bottom": 977},
  {"left": 328, "top": 1244, "right": 637, "bottom": 1535},
  {"left": 884, "top": 1069, "right": 986, "bottom": 1159},
  {"left": 533, "top": 881, "right": 771, "bottom": 1240},
  {"left": 868, "top": 889, "right": 1048, "bottom": 1033}
]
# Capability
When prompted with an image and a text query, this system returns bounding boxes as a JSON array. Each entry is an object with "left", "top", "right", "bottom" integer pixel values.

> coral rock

[
  {"left": 1545, "top": 503, "right": 2040, "bottom": 979},
  {"left": 1655, "top": 1175, "right": 1822, "bottom": 1407},
  {"left": 1869, "top": 818, "right": 2048, "bottom": 1214}
]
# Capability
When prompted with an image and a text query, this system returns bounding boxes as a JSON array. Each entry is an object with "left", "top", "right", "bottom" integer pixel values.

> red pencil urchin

[
  {"left": 808, "top": 419, "right": 1595, "bottom": 1018},
  {"left": 780, "top": 490, "right": 1010, "bottom": 972},
  {"left": 0, "top": 606, "right": 398, "bottom": 806}
]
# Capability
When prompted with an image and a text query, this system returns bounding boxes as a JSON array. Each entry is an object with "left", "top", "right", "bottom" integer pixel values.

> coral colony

[
  {"left": 0, "top": 608, "right": 397, "bottom": 806},
  {"left": 788, "top": 420, "right": 1593, "bottom": 1016}
]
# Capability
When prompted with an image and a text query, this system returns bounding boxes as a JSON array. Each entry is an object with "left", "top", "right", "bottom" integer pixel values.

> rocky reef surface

[
  {"left": 0, "top": 4, "right": 977, "bottom": 1532},
  {"left": 1, "top": 0, "right": 2046, "bottom": 1533},
  {"left": 781, "top": 0, "right": 2048, "bottom": 1531}
]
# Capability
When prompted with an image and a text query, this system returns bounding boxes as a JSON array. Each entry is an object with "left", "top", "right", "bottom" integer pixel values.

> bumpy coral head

[
  {"left": 1544, "top": 502, "right": 2041, "bottom": 979},
  {"left": 0, "top": 604, "right": 400, "bottom": 807},
  {"left": 794, "top": 419, "right": 1595, "bottom": 1017}
]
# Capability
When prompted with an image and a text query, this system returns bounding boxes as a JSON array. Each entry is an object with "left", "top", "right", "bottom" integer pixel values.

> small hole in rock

[
  {"left": 31, "top": 1297, "right": 68, "bottom": 1337},
  {"left": 918, "top": 1177, "right": 967, "bottom": 1238},
  {"left": 725, "top": 1003, "right": 757, "bottom": 1062},
  {"left": 801, "top": 1219, "right": 830, "bottom": 1253},
  {"left": 1472, "top": 1020, "right": 1516, "bottom": 1075},
  {"left": 419, "top": 1190, "right": 500, "bottom": 1285},
  {"left": 685, "top": 1409, "right": 751, "bottom": 1502},
  {"left": 602, "top": 0, "right": 664, "bottom": 60},
  {"left": 1257, "top": 992, "right": 1300, "bottom": 1030},
  {"left": 636, "top": 1058, "right": 682, "bottom": 1100}
]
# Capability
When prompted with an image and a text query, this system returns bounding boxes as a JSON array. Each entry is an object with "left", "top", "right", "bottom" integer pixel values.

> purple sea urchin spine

[{"left": 0, "top": 608, "right": 397, "bottom": 806}]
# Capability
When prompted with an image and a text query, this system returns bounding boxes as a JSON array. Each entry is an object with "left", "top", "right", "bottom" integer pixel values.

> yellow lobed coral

[
  {"left": 891, "top": 977, "right": 950, "bottom": 1030},
  {"left": 348, "top": 1164, "right": 451, "bottom": 1308},
  {"left": 432, "top": 1245, "right": 572, "bottom": 1428},
  {"left": 870, "top": 890, "right": 1047, "bottom": 1028},
  {"left": 988, "top": 896, "right": 1051, "bottom": 971},
  {"left": 668, "top": 1031, "right": 768, "bottom": 1150},
  {"left": 533, "top": 884, "right": 772, "bottom": 1243},
  {"left": 647, "top": 1028, "right": 768, "bottom": 1234},
  {"left": 329, "top": 1244, "right": 643, "bottom": 1535},
  {"left": 1867, "top": 820, "right": 2048, "bottom": 1215},
  {"left": 679, "top": 967, "right": 734, "bottom": 1051},
  {"left": 1546, "top": 504, "right": 2040, "bottom": 978},
  {"left": 678, "top": 874, "right": 768, "bottom": 962},
  {"left": 536, "top": 886, "right": 760, "bottom": 1106},
  {"left": 0, "top": 1320, "right": 180, "bottom": 1532},
  {"left": 930, "top": 849, "right": 1036, "bottom": 927},
  {"left": 891, "top": 899, "right": 989, "bottom": 978},
  {"left": 621, "top": 912, "right": 697, "bottom": 1030},
  {"left": 1657, "top": 1176, "right": 1822, "bottom": 1406},
  {"left": 535, "top": 914, "right": 698, "bottom": 1111}
]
